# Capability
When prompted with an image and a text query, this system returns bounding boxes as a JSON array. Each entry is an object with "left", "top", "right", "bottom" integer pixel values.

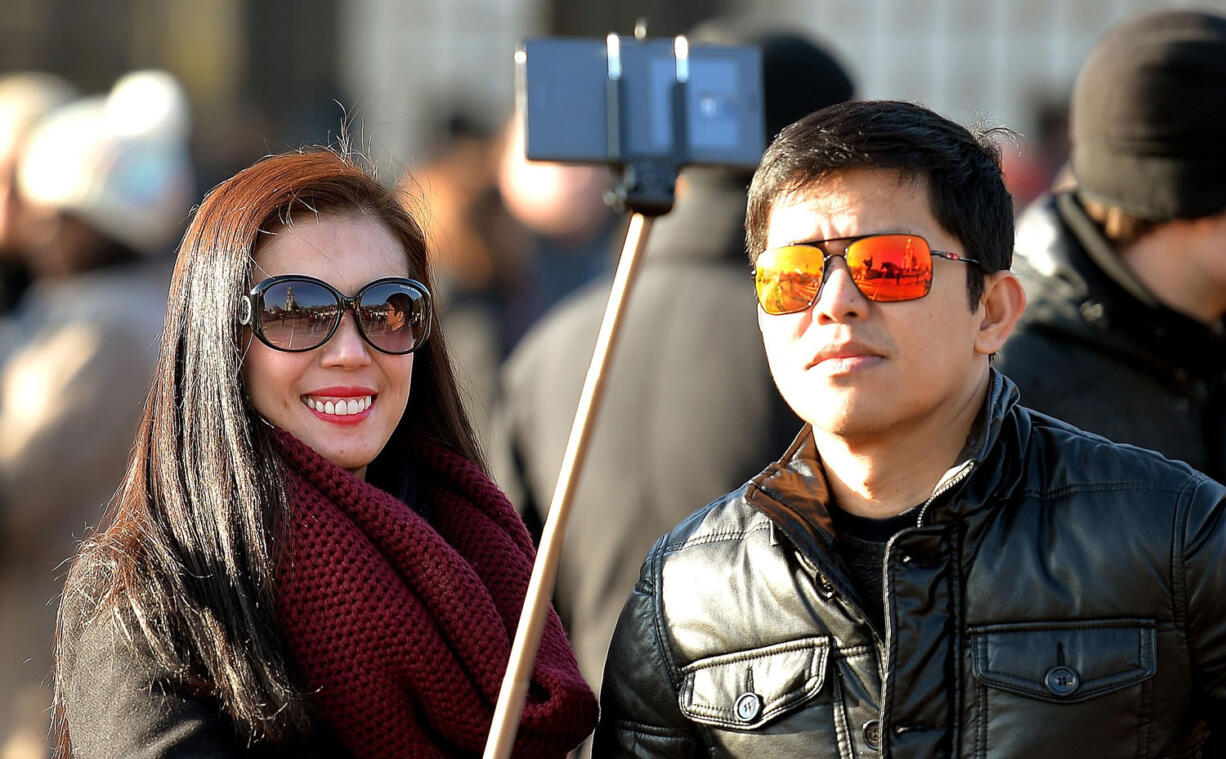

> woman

[{"left": 53, "top": 149, "right": 597, "bottom": 758}]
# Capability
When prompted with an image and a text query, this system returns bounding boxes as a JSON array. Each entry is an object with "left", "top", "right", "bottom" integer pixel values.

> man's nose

[{"left": 812, "top": 256, "right": 868, "bottom": 323}]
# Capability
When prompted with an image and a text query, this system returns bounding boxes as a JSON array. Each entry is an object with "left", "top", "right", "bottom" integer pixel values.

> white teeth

[{"left": 303, "top": 395, "right": 372, "bottom": 416}]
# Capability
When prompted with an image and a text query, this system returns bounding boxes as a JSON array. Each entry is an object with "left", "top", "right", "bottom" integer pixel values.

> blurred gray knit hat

[
  {"left": 1071, "top": 9, "right": 1226, "bottom": 220},
  {"left": 17, "top": 70, "right": 194, "bottom": 254}
]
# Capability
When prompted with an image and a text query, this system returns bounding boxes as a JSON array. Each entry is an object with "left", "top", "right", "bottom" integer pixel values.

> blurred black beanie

[
  {"left": 688, "top": 17, "right": 855, "bottom": 141},
  {"left": 1071, "top": 9, "right": 1226, "bottom": 220}
]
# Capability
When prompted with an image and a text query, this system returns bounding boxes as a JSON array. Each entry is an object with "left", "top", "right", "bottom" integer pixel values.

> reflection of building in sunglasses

[
  {"left": 240, "top": 275, "right": 432, "bottom": 355},
  {"left": 754, "top": 234, "right": 981, "bottom": 314}
]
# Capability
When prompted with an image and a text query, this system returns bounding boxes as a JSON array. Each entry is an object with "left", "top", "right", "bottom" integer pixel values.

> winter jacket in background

[
  {"left": 0, "top": 259, "right": 168, "bottom": 757},
  {"left": 995, "top": 192, "right": 1226, "bottom": 481}
]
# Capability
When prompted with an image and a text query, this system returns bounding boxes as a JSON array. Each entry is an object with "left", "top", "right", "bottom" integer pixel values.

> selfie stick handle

[{"left": 484, "top": 211, "right": 655, "bottom": 759}]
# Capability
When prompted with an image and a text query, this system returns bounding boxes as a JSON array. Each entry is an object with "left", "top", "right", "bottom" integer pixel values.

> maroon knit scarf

[{"left": 274, "top": 432, "right": 597, "bottom": 757}]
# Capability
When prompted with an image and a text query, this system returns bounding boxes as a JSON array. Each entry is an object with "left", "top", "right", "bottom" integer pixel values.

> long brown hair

[{"left": 53, "top": 149, "right": 483, "bottom": 749}]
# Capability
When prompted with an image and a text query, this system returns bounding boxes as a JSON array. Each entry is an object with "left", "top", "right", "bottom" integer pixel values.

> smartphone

[{"left": 516, "top": 35, "right": 765, "bottom": 170}]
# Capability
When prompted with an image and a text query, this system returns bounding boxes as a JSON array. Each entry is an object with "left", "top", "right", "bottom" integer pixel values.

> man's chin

[{"left": 800, "top": 399, "right": 895, "bottom": 441}]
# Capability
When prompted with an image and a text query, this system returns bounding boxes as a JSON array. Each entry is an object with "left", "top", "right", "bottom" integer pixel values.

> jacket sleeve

[
  {"left": 1179, "top": 474, "right": 1226, "bottom": 755},
  {"left": 60, "top": 603, "right": 244, "bottom": 759},
  {"left": 0, "top": 312, "right": 150, "bottom": 547},
  {"left": 591, "top": 545, "right": 698, "bottom": 758}
]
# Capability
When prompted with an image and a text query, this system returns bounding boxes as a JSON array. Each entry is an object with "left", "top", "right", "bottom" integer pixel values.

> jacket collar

[
  {"left": 1015, "top": 192, "right": 1226, "bottom": 383},
  {"left": 746, "top": 370, "right": 1026, "bottom": 562}
]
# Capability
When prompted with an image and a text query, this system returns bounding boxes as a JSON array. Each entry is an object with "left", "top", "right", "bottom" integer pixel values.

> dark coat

[
  {"left": 594, "top": 372, "right": 1226, "bottom": 757},
  {"left": 995, "top": 192, "right": 1226, "bottom": 481},
  {"left": 57, "top": 588, "right": 348, "bottom": 759},
  {"left": 489, "top": 172, "right": 800, "bottom": 692}
]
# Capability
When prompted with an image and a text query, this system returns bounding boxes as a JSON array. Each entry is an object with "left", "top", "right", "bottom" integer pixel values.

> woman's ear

[{"left": 973, "top": 270, "right": 1026, "bottom": 356}]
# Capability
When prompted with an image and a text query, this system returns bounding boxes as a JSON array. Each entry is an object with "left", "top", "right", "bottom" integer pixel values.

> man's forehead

[
  {"left": 764, "top": 169, "right": 934, "bottom": 246},
  {"left": 771, "top": 168, "right": 925, "bottom": 209}
]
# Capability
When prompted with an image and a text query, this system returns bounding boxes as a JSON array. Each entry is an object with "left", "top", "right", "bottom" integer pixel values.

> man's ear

[{"left": 973, "top": 270, "right": 1026, "bottom": 355}]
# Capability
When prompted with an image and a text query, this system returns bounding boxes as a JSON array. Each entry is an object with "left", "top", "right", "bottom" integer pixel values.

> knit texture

[{"left": 274, "top": 431, "right": 597, "bottom": 758}]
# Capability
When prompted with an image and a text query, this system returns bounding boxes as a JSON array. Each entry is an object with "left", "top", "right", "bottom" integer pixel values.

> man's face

[{"left": 757, "top": 168, "right": 991, "bottom": 445}]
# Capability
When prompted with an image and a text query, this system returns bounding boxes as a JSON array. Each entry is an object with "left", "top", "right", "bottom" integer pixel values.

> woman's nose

[{"left": 319, "top": 310, "right": 372, "bottom": 366}]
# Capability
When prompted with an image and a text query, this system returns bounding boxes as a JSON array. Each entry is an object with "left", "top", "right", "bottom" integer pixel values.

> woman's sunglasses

[
  {"left": 240, "top": 275, "right": 432, "bottom": 355},
  {"left": 754, "top": 233, "right": 981, "bottom": 315}
]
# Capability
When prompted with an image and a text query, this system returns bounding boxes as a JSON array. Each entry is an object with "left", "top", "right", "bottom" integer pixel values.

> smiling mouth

[{"left": 301, "top": 395, "right": 373, "bottom": 417}]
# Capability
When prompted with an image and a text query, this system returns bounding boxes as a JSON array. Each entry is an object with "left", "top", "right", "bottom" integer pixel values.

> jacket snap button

[
  {"left": 1045, "top": 665, "right": 1080, "bottom": 695},
  {"left": 734, "top": 692, "right": 762, "bottom": 722},
  {"left": 862, "top": 719, "right": 881, "bottom": 750}
]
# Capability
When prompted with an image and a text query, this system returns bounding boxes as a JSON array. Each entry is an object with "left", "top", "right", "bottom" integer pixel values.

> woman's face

[{"left": 243, "top": 213, "right": 415, "bottom": 479}]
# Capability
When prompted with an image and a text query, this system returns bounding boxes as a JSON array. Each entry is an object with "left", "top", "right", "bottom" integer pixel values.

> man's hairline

[{"left": 753, "top": 167, "right": 943, "bottom": 260}]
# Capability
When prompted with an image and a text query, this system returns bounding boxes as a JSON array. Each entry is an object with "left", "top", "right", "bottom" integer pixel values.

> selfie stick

[
  {"left": 483, "top": 33, "right": 682, "bottom": 759},
  {"left": 484, "top": 209, "right": 660, "bottom": 759}
]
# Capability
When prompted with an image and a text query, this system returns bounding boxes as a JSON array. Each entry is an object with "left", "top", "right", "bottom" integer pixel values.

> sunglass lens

[
  {"left": 756, "top": 245, "right": 825, "bottom": 315},
  {"left": 258, "top": 280, "right": 340, "bottom": 350},
  {"left": 356, "top": 282, "right": 430, "bottom": 354},
  {"left": 846, "top": 235, "right": 932, "bottom": 302}
]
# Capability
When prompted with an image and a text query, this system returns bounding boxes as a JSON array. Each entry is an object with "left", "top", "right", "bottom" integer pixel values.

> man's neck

[{"left": 813, "top": 373, "right": 989, "bottom": 520}]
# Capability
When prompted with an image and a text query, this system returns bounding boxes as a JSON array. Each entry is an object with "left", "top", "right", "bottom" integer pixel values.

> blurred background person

[
  {"left": 996, "top": 9, "right": 1226, "bottom": 482},
  {"left": 496, "top": 113, "right": 622, "bottom": 339},
  {"left": 488, "top": 19, "right": 855, "bottom": 722},
  {"left": 409, "top": 105, "right": 535, "bottom": 450},
  {"left": 0, "top": 69, "right": 192, "bottom": 759},
  {"left": 998, "top": 94, "right": 1071, "bottom": 213},
  {"left": 0, "top": 73, "right": 78, "bottom": 319}
]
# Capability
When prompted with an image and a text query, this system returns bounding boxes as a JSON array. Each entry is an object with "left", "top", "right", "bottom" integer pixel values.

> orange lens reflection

[
  {"left": 845, "top": 235, "right": 933, "bottom": 302},
  {"left": 755, "top": 245, "right": 825, "bottom": 315}
]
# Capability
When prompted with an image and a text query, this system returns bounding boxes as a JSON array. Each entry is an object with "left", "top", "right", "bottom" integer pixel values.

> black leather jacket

[
  {"left": 996, "top": 192, "right": 1226, "bottom": 481},
  {"left": 594, "top": 372, "right": 1226, "bottom": 758}
]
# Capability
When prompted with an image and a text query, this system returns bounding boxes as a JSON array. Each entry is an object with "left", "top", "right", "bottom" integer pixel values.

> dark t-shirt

[{"left": 829, "top": 504, "right": 920, "bottom": 634}]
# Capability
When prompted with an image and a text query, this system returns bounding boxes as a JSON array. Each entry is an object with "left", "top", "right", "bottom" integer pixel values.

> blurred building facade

[
  {"left": 1, "top": 0, "right": 1218, "bottom": 186},
  {"left": 344, "top": 0, "right": 1226, "bottom": 171}
]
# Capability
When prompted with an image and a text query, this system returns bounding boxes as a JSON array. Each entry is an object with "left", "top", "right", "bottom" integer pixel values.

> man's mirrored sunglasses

[{"left": 754, "top": 233, "right": 981, "bottom": 315}]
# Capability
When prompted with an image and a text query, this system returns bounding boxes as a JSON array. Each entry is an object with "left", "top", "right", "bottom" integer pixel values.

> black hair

[
  {"left": 746, "top": 100, "right": 1015, "bottom": 307},
  {"left": 385, "top": 290, "right": 413, "bottom": 314}
]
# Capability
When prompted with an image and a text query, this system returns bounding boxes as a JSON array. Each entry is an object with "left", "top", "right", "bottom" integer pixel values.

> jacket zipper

[
  {"left": 876, "top": 458, "right": 976, "bottom": 741},
  {"left": 915, "top": 459, "right": 976, "bottom": 527}
]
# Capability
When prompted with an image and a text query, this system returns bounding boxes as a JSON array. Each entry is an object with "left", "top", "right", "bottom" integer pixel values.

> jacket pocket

[
  {"left": 678, "top": 636, "right": 830, "bottom": 730},
  {"left": 968, "top": 619, "right": 1157, "bottom": 758}
]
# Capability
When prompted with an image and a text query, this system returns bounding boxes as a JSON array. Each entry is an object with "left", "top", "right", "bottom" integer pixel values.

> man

[
  {"left": 594, "top": 100, "right": 1226, "bottom": 757},
  {"left": 996, "top": 10, "right": 1226, "bottom": 481},
  {"left": 489, "top": 22, "right": 852, "bottom": 699}
]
